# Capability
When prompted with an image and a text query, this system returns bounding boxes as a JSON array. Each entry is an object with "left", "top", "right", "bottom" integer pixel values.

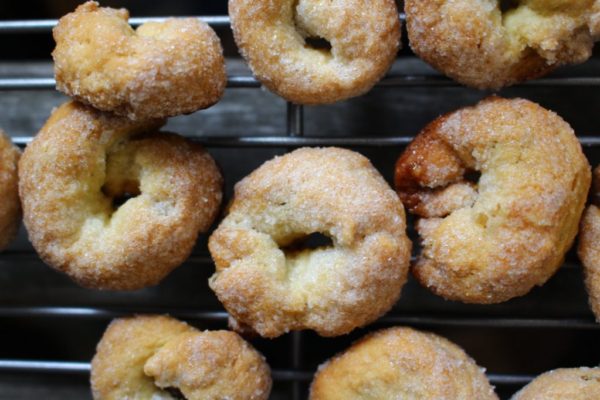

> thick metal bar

[
  {"left": 0, "top": 16, "right": 231, "bottom": 33},
  {"left": 272, "top": 369, "right": 313, "bottom": 382},
  {"left": 0, "top": 360, "right": 313, "bottom": 381},
  {"left": 488, "top": 374, "right": 535, "bottom": 386},
  {"left": 0, "top": 19, "right": 57, "bottom": 33},
  {"left": 379, "top": 316, "right": 600, "bottom": 329},
  {"left": 0, "top": 76, "right": 260, "bottom": 90},
  {"left": 10, "top": 136, "right": 413, "bottom": 147},
  {"left": 227, "top": 76, "right": 261, "bottom": 88},
  {"left": 0, "top": 360, "right": 90, "bottom": 373},
  {"left": 11, "top": 136, "right": 600, "bottom": 148},
  {"left": 0, "top": 307, "right": 228, "bottom": 321},
  {"left": 0, "top": 360, "right": 315, "bottom": 382},
  {"left": 0, "top": 15, "right": 407, "bottom": 33},
  {"left": 0, "top": 78, "right": 55, "bottom": 90},
  {"left": 3, "top": 75, "right": 600, "bottom": 91},
  {"left": 286, "top": 103, "right": 304, "bottom": 137},
  {"left": 378, "top": 76, "right": 600, "bottom": 87},
  {"left": 0, "top": 359, "right": 532, "bottom": 386},
  {"left": 0, "top": 307, "right": 597, "bottom": 329}
]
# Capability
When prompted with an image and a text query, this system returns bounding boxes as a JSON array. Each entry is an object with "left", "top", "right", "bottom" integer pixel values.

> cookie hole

[
  {"left": 110, "top": 191, "right": 139, "bottom": 209},
  {"left": 464, "top": 170, "right": 481, "bottom": 184},
  {"left": 500, "top": 0, "right": 520, "bottom": 13},
  {"left": 292, "top": 0, "right": 332, "bottom": 53},
  {"left": 281, "top": 232, "right": 334, "bottom": 254},
  {"left": 304, "top": 36, "right": 332, "bottom": 51},
  {"left": 164, "top": 387, "right": 186, "bottom": 399},
  {"left": 101, "top": 179, "right": 141, "bottom": 210}
]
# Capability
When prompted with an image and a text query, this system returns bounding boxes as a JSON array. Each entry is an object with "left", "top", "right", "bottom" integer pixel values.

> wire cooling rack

[{"left": 0, "top": 13, "right": 599, "bottom": 400}]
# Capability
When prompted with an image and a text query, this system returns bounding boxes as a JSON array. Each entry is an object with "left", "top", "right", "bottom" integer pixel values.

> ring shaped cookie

[
  {"left": 511, "top": 368, "right": 600, "bottom": 400},
  {"left": 229, "top": 0, "right": 401, "bottom": 104},
  {"left": 406, "top": 0, "right": 600, "bottom": 89},
  {"left": 0, "top": 131, "right": 20, "bottom": 251},
  {"left": 310, "top": 327, "right": 498, "bottom": 400},
  {"left": 53, "top": 1, "right": 226, "bottom": 120},
  {"left": 578, "top": 166, "right": 600, "bottom": 321},
  {"left": 395, "top": 97, "right": 590, "bottom": 304},
  {"left": 19, "top": 102, "right": 223, "bottom": 290},
  {"left": 91, "top": 315, "right": 272, "bottom": 400},
  {"left": 209, "top": 148, "right": 411, "bottom": 338}
]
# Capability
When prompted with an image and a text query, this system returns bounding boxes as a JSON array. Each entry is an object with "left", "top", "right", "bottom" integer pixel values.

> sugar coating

[
  {"left": 511, "top": 368, "right": 600, "bottom": 399},
  {"left": 18, "top": 101, "right": 223, "bottom": 290},
  {"left": 578, "top": 166, "right": 600, "bottom": 322},
  {"left": 310, "top": 327, "right": 498, "bottom": 400},
  {"left": 395, "top": 97, "right": 591, "bottom": 304},
  {"left": 406, "top": 0, "right": 600, "bottom": 89},
  {"left": 91, "top": 315, "right": 272, "bottom": 400},
  {"left": 52, "top": 1, "right": 226, "bottom": 120},
  {"left": 0, "top": 130, "right": 21, "bottom": 251},
  {"left": 229, "top": 0, "right": 401, "bottom": 104},
  {"left": 208, "top": 147, "right": 412, "bottom": 338}
]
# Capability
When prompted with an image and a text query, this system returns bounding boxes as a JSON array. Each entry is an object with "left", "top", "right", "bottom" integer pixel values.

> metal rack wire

[{"left": 1, "top": 13, "right": 599, "bottom": 400}]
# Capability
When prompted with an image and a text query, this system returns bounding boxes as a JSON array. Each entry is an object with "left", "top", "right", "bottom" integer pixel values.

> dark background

[
  {"left": 1, "top": 1, "right": 230, "bottom": 59},
  {"left": 0, "top": 1, "right": 599, "bottom": 399}
]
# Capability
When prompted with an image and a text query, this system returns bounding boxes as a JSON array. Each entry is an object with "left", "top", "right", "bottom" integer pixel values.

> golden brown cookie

[
  {"left": 91, "top": 315, "right": 271, "bottom": 400},
  {"left": 209, "top": 147, "right": 411, "bottom": 338},
  {"left": 578, "top": 166, "right": 600, "bottom": 321},
  {"left": 406, "top": 0, "right": 600, "bottom": 89},
  {"left": 0, "top": 130, "right": 20, "bottom": 251},
  {"left": 310, "top": 327, "right": 498, "bottom": 400},
  {"left": 511, "top": 368, "right": 600, "bottom": 400},
  {"left": 395, "top": 97, "right": 591, "bottom": 303},
  {"left": 229, "top": 0, "right": 400, "bottom": 104},
  {"left": 53, "top": 1, "right": 226, "bottom": 120},
  {"left": 19, "top": 101, "right": 223, "bottom": 290}
]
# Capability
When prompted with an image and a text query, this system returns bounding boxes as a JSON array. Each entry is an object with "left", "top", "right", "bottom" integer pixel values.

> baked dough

[
  {"left": 310, "top": 327, "right": 498, "bottom": 399},
  {"left": 91, "top": 315, "right": 271, "bottom": 400},
  {"left": 209, "top": 147, "right": 411, "bottom": 337},
  {"left": 0, "top": 130, "right": 20, "bottom": 251},
  {"left": 395, "top": 96, "right": 591, "bottom": 303},
  {"left": 406, "top": 0, "right": 600, "bottom": 89},
  {"left": 229, "top": 0, "right": 400, "bottom": 104},
  {"left": 511, "top": 368, "right": 600, "bottom": 400},
  {"left": 19, "top": 101, "right": 222, "bottom": 290},
  {"left": 578, "top": 166, "right": 600, "bottom": 321},
  {"left": 53, "top": 1, "right": 226, "bottom": 120}
]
